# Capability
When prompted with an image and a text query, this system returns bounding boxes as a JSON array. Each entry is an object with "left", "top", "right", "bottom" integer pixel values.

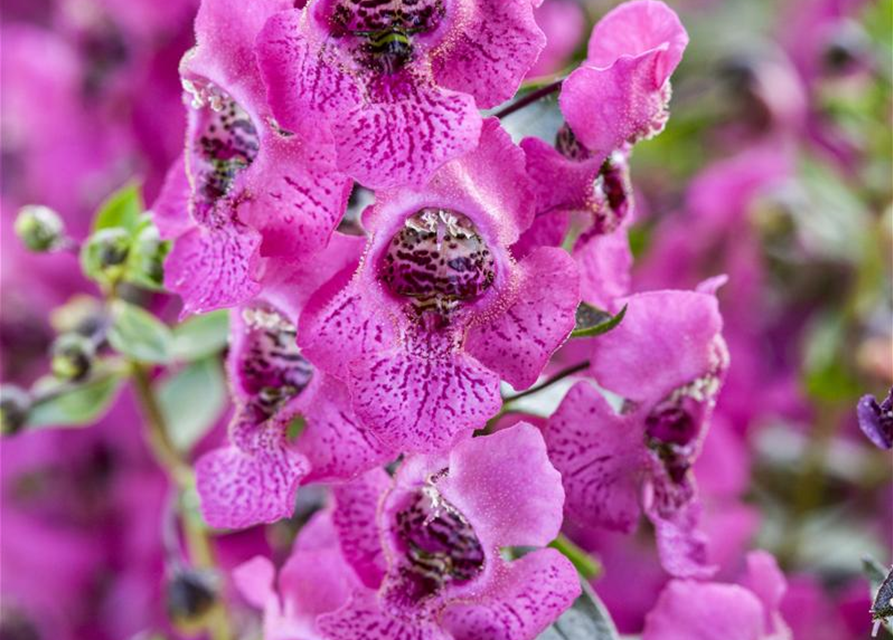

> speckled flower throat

[
  {"left": 185, "top": 81, "right": 259, "bottom": 221},
  {"left": 239, "top": 307, "right": 313, "bottom": 419},
  {"left": 324, "top": 0, "right": 447, "bottom": 74},
  {"left": 380, "top": 208, "right": 496, "bottom": 323},
  {"left": 393, "top": 484, "right": 485, "bottom": 603}
]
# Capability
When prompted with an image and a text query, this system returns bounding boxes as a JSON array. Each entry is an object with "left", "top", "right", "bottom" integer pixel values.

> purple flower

[
  {"left": 857, "top": 388, "right": 893, "bottom": 450},
  {"left": 318, "top": 423, "right": 580, "bottom": 640},
  {"left": 642, "top": 551, "right": 792, "bottom": 640},
  {"left": 196, "top": 296, "right": 393, "bottom": 530},
  {"left": 298, "top": 119, "right": 580, "bottom": 453},
  {"left": 545, "top": 286, "right": 728, "bottom": 578},
  {"left": 255, "top": 0, "right": 546, "bottom": 189},
  {"left": 153, "top": 0, "right": 352, "bottom": 316}
]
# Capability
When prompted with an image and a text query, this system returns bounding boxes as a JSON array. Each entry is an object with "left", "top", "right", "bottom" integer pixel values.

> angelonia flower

[
  {"left": 546, "top": 284, "right": 729, "bottom": 578},
  {"left": 6, "top": 0, "right": 887, "bottom": 637},
  {"left": 256, "top": 0, "right": 546, "bottom": 188},
  {"left": 298, "top": 119, "right": 580, "bottom": 453}
]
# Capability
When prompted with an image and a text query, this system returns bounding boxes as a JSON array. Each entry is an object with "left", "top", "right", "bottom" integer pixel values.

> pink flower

[
  {"left": 153, "top": 0, "right": 352, "bottom": 316},
  {"left": 545, "top": 286, "right": 728, "bottom": 577},
  {"left": 559, "top": 0, "right": 688, "bottom": 157},
  {"left": 642, "top": 551, "right": 792, "bottom": 640},
  {"left": 196, "top": 294, "right": 393, "bottom": 530},
  {"left": 318, "top": 424, "right": 581, "bottom": 640},
  {"left": 234, "top": 510, "right": 363, "bottom": 640},
  {"left": 298, "top": 119, "right": 580, "bottom": 453},
  {"left": 255, "top": 0, "right": 546, "bottom": 189}
]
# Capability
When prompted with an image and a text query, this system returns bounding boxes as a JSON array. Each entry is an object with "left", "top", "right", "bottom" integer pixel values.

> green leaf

[
  {"left": 171, "top": 310, "right": 230, "bottom": 361},
  {"left": 124, "top": 214, "right": 170, "bottom": 291},
  {"left": 28, "top": 373, "right": 125, "bottom": 428},
  {"left": 108, "top": 299, "right": 173, "bottom": 363},
  {"left": 570, "top": 303, "right": 627, "bottom": 338},
  {"left": 93, "top": 181, "right": 143, "bottom": 233},
  {"left": 536, "top": 582, "right": 620, "bottom": 640},
  {"left": 158, "top": 358, "right": 227, "bottom": 453}
]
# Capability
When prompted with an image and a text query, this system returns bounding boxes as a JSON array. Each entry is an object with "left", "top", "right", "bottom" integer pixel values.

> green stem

[
  {"left": 130, "top": 363, "right": 233, "bottom": 640},
  {"left": 494, "top": 78, "right": 564, "bottom": 119},
  {"left": 503, "top": 361, "right": 589, "bottom": 403},
  {"left": 550, "top": 533, "right": 603, "bottom": 580}
]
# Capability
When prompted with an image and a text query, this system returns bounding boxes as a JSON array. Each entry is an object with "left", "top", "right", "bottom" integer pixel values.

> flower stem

[
  {"left": 130, "top": 363, "right": 233, "bottom": 640},
  {"left": 494, "top": 78, "right": 565, "bottom": 119},
  {"left": 503, "top": 361, "right": 589, "bottom": 403},
  {"left": 549, "top": 533, "right": 603, "bottom": 580}
]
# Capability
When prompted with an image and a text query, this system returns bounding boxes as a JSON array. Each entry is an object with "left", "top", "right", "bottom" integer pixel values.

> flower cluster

[{"left": 2, "top": 0, "right": 890, "bottom": 638}]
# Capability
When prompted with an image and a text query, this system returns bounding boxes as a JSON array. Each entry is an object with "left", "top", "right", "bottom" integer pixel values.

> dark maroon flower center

[
  {"left": 326, "top": 0, "right": 447, "bottom": 74},
  {"left": 646, "top": 394, "right": 706, "bottom": 484},
  {"left": 380, "top": 209, "right": 496, "bottom": 323},
  {"left": 393, "top": 488, "right": 485, "bottom": 603},
  {"left": 188, "top": 86, "right": 259, "bottom": 222},
  {"left": 239, "top": 307, "right": 312, "bottom": 418}
]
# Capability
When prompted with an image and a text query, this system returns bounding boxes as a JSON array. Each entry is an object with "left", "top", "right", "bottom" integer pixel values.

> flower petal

[
  {"left": 589, "top": 289, "right": 724, "bottom": 403},
  {"left": 432, "top": 0, "right": 546, "bottom": 109},
  {"left": 545, "top": 382, "right": 644, "bottom": 532},
  {"left": 642, "top": 580, "right": 766, "bottom": 640},
  {"left": 332, "top": 469, "right": 392, "bottom": 590},
  {"left": 465, "top": 247, "right": 579, "bottom": 390},
  {"left": 348, "top": 348, "right": 502, "bottom": 453},
  {"left": 442, "top": 549, "right": 580, "bottom": 640},
  {"left": 195, "top": 413, "right": 309, "bottom": 529},
  {"left": 164, "top": 223, "right": 263, "bottom": 317},
  {"left": 318, "top": 589, "right": 452, "bottom": 640},
  {"left": 438, "top": 423, "right": 565, "bottom": 548}
]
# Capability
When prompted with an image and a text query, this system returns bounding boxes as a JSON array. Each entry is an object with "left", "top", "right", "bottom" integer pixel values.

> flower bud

[
  {"left": 81, "top": 228, "right": 131, "bottom": 283},
  {"left": 0, "top": 385, "right": 31, "bottom": 435},
  {"left": 14, "top": 205, "right": 65, "bottom": 252},
  {"left": 51, "top": 333, "right": 96, "bottom": 382},
  {"left": 166, "top": 568, "right": 218, "bottom": 630}
]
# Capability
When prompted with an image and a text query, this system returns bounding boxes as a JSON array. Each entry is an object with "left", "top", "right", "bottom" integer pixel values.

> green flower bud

[
  {"left": 81, "top": 228, "right": 131, "bottom": 284},
  {"left": 166, "top": 568, "right": 218, "bottom": 630},
  {"left": 0, "top": 385, "right": 31, "bottom": 435},
  {"left": 14, "top": 205, "right": 65, "bottom": 252},
  {"left": 50, "top": 333, "right": 96, "bottom": 382}
]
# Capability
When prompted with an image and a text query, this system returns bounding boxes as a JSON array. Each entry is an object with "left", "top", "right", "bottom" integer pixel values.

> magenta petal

[
  {"left": 298, "top": 269, "right": 396, "bottom": 381},
  {"left": 332, "top": 469, "right": 392, "bottom": 590},
  {"left": 740, "top": 551, "right": 788, "bottom": 635},
  {"left": 256, "top": 10, "right": 362, "bottom": 136},
  {"left": 164, "top": 223, "right": 263, "bottom": 317},
  {"left": 439, "top": 423, "right": 564, "bottom": 548},
  {"left": 334, "top": 76, "right": 482, "bottom": 189},
  {"left": 560, "top": 52, "right": 670, "bottom": 157},
  {"left": 647, "top": 498, "right": 716, "bottom": 579},
  {"left": 240, "top": 133, "right": 352, "bottom": 258},
  {"left": 151, "top": 154, "right": 193, "bottom": 240},
  {"left": 195, "top": 417, "right": 309, "bottom": 529},
  {"left": 465, "top": 247, "right": 579, "bottom": 390},
  {"left": 574, "top": 226, "right": 632, "bottom": 311},
  {"left": 318, "top": 589, "right": 452, "bottom": 640},
  {"left": 545, "top": 382, "right": 644, "bottom": 532},
  {"left": 442, "top": 549, "right": 580, "bottom": 640},
  {"left": 585, "top": 0, "right": 688, "bottom": 84},
  {"left": 589, "top": 289, "right": 724, "bottom": 402},
  {"left": 642, "top": 580, "right": 766, "bottom": 640},
  {"left": 432, "top": 0, "right": 546, "bottom": 109},
  {"left": 521, "top": 137, "right": 606, "bottom": 218},
  {"left": 349, "top": 350, "right": 502, "bottom": 453},
  {"left": 297, "top": 376, "right": 393, "bottom": 484},
  {"left": 233, "top": 555, "right": 277, "bottom": 610}
]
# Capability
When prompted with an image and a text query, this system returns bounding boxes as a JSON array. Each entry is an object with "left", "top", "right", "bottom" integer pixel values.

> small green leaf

[
  {"left": 108, "top": 299, "right": 173, "bottom": 363},
  {"left": 28, "top": 373, "right": 124, "bottom": 428},
  {"left": 570, "top": 303, "right": 627, "bottom": 338},
  {"left": 171, "top": 310, "right": 231, "bottom": 361},
  {"left": 93, "top": 182, "right": 143, "bottom": 233},
  {"left": 158, "top": 358, "right": 227, "bottom": 453},
  {"left": 536, "top": 582, "right": 620, "bottom": 640},
  {"left": 124, "top": 215, "right": 170, "bottom": 291}
]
